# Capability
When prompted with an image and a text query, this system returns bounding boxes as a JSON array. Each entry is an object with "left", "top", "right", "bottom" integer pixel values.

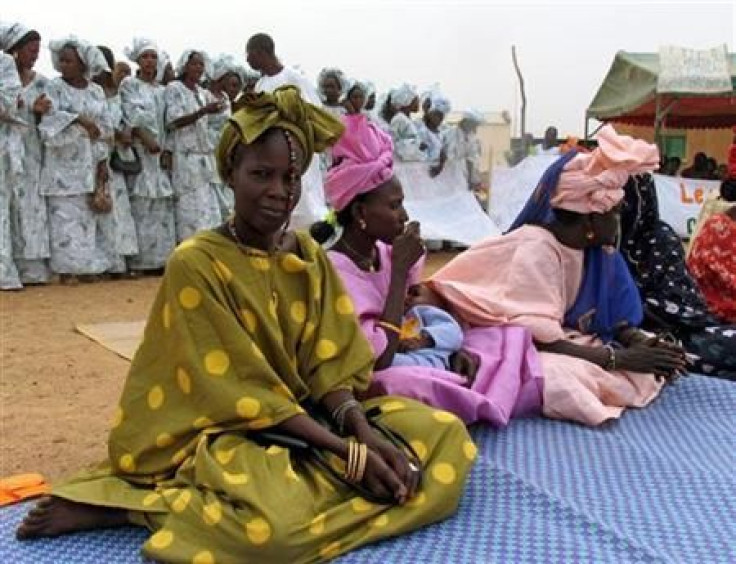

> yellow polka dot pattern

[
  {"left": 309, "top": 513, "right": 326, "bottom": 535},
  {"left": 301, "top": 321, "right": 316, "bottom": 343},
  {"left": 241, "top": 309, "right": 257, "bottom": 333},
  {"left": 285, "top": 465, "right": 300, "bottom": 482},
  {"left": 247, "top": 417, "right": 273, "bottom": 430},
  {"left": 148, "top": 385, "right": 165, "bottom": 410},
  {"left": 119, "top": 453, "right": 136, "bottom": 473},
  {"left": 431, "top": 462, "right": 457, "bottom": 485},
  {"left": 223, "top": 471, "right": 249, "bottom": 485},
  {"left": 193, "top": 550, "right": 215, "bottom": 564},
  {"left": 381, "top": 400, "right": 406, "bottom": 413},
  {"left": 406, "top": 491, "right": 427, "bottom": 507},
  {"left": 142, "top": 492, "right": 161, "bottom": 507},
  {"left": 290, "top": 301, "right": 307, "bottom": 323},
  {"left": 162, "top": 303, "right": 171, "bottom": 329},
  {"left": 171, "top": 490, "right": 191, "bottom": 513},
  {"left": 215, "top": 447, "right": 236, "bottom": 465},
  {"left": 155, "top": 433, "right": 175, "bottom": 448},
  {"left": 251, "top": 342, "right": 265, "bottom": 360},
  {"left": 149, "top": 529, "right": 174, "bottom": 550},
  {"left": 463, "top": 440, "right": 478, "bottom": 461},
  {"left": 351, "top": 497, "right": 374, "bottom": 513},
  {"left": 203, "top": 500, "right": 223, "bottom": 526},
  {"left": 204, "top": 350, "right": 230, "bottom": 376},
  {"left": 236, "top": 397, "right": 261, "bottom": 419},
  {"left": 371, "top": 514, "right": 389, "bottom": 528},
  {"left": 316, "top": 339, "right": 338, "bottom": 360},
  {"left": 111, "top": 407, "right": 123, "bottom": 429},
  {"left": 335, "top": 295, "right": 354, "bottom": 315},
  {"left": 410, "top": 440, "right": 428, "bottom": 462},
  {"left": 177, "top": 367, "right": 191, "bottom": 394},
  {"left": 179, "top": 287, "right": 202, "bottom": 309},
  {"left": 193, "top": 416, "right": 214, "bottom": 430},
  {"left": 212, "top": 259, "right": 232, "bottom": 283},
  {"left": 320, "top": 541, "right": 341, "bottom": 559},
  {"left": 272, "top": 384, "right": 294, "bottom": 400},
  {"left": 433, "top": 410, "right": 457, "bottom": 423},
  {"left": 250, "top": 256, "right": 270, "bottom": 271},
  {"left": 281, "top": 253, "right": 306, "bottom": 273},
  {"left": 245, "top": 517, "right": 271, "bottom": 545}
]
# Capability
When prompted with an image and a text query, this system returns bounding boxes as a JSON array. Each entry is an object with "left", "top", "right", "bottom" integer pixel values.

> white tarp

[
  {"left": 489, "top": 155, "right": 721, "bottom": 238},
  {"left": 396, "top": 160, "right": 501, "bottom": 245},
  {"left": 658, "top": 44, "right": 733, "bottom": 94}
]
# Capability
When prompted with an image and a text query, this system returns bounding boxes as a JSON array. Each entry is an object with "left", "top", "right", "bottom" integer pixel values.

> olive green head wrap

[{"left": 216, "top": 85, "right": 345, "bottom": 181}]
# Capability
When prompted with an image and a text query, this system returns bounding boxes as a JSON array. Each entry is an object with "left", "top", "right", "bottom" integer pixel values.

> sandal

[{"left": 0, "top": 473, "right": 51, "bottom": 507}]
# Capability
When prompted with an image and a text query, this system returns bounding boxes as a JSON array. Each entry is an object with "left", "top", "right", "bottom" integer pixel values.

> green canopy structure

[{"left": 586, "top": 49, "right": 736, "bottom": 137}]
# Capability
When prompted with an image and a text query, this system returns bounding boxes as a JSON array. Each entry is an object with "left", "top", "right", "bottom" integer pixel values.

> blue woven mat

[{"left": 2, "top": 375, "right": 734, "bottom": 563}]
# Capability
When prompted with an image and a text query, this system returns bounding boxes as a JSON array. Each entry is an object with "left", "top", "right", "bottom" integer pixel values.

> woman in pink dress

[
  {"left": 429, "top": 126, "right": 689, "bottom": 425},
  {"left": 312, "top": 113, "right": 544, "bottom": 427}
]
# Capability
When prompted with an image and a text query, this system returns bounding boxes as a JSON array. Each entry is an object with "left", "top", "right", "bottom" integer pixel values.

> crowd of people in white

[{"left": 0, "top": 26, "right": 486, "bottom": 289}]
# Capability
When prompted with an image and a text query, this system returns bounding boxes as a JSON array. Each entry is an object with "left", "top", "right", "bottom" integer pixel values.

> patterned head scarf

[
  {"left": 212, "top": 53, "right": 247, "bottom": 83},
  {"left": 49, "top": 36, "right": 110, "bottom": 80},
  {"left": 175, "top": 49, "right": 213, "bottom": 80},
  {"left": 324, "top": 113, "right": 394, "bottom": 211},
  {"left": 215, "top": 85, "right": 344, "bottom": 182},
  {"left": 552, "top": 125, "right": 660, "bottom": 214},
  {"left": 317, "top": 67, "right": 348, "bottom": 99},
  {"left": 428, "top": 92, "right": 451, "bottom": 116},
  {"left": 390, "top": 83, "right": 418, "bottom": 110},
  {"left": 461, "top": 109, "right": 485, "bottom": 126},
  {"left": 155, "top": 51, "right": 171, "bottom": 83},
  {"left": 124, "top": 37, "right": 159, "bottom": 64},
  {"left": 0, "top": 21, "right": 32, "bottom": 52}
]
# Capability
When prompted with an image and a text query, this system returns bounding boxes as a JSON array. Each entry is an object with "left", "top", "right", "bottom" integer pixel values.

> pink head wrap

[
  {"left": 324, "top": 114, "right": 394, "bottom": 211},
  {"left": 551, "top": 125, "right": 660, "bottom": 214}
]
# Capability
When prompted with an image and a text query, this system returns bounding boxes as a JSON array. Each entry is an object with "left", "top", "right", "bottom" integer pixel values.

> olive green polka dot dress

[{"left": 53, "top": 230, "right": 476, "bottom": 563}]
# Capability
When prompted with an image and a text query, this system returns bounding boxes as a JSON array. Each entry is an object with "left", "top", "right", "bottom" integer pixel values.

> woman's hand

[
  {"left": 32, "top": 93, "right": 51, "bottom": 116},
  {"left": 449, "top": 348, "right": 480, "bottom": 383},
  {"left": 616, "top": 343, "right": 687, "bottom": 382},
  {"left": 160, "top": 150, "right": 173, "bottom": 171},
  {"left": 356, "top": 432, "right": 419, "bottom": 504},
  {"left": 137, "top": 129, "right": 161, "bottom": 154},
  {"left": 391, "top": 221, "right": 424, "bottom": 275},
  {"left": 77, "top": 116, "right": 101, "bottom": 140},
  {"left": 201, "top": 101, "right": 223, "bottom": 115},
  {"left": 116, "top": 128, "right": 133, "bottom": 147}
]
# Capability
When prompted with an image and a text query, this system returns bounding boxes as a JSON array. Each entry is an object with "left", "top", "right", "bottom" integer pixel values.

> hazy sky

[{"left": 5, "top": 0, "right": 735, "bottom": 135}]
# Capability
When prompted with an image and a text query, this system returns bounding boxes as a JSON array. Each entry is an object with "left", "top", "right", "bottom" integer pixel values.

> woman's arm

[{"left": 536, "top": 338, "right": 687, "bottom": 380}]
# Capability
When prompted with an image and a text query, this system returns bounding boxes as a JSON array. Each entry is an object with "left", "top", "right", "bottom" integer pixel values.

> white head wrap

[
  {"left": 0, "top": 21, "right": 33, "bottom": 52},
  {"left": 175, "top": 49, "right": 213, "bottom": 80},
  {"left": 317, "top": 67, "right": 348, "bottom": 99},
  {"left": 428, "top": 91, "right": 451, "bottom": 116},
  {"left": 211, "top": 53, "right": 247, "bottom": 83},
  {"left": 340, "top": 77, "right": 367, "bottom": 103},
  {"left": 124, "top": 37, "right": 159, "bottom": 63},
  {"left": 49, "top": 36, "right": 110, "bottom": 79},
  {"left": 362, "top": 80, "right": 376, "bottom": 100},
  {"left": 390, "top": 83, "right": 418, "bottom": 110},
  {"left": 462, "top": 109, "right": 485, "bottom": 126},
  {"left": 155, "top": 51, "right": 171, "bottom": 82}
]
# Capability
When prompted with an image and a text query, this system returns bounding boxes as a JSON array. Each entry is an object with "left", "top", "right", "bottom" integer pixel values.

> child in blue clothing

[{"left": 392, "top": 283, "right": 464, "bottom": 369}]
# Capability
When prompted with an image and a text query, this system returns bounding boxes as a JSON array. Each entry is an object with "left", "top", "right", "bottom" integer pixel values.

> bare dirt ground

[{"left": 0, "top": 253, "right": 454, "bottom": 483}]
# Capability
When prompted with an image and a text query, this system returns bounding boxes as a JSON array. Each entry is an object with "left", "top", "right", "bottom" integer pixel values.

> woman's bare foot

[{"left": 16, "top": 496, "right": 129, "bottom": 540}]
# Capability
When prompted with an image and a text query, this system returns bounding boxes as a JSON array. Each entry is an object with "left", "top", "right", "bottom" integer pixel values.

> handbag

[
  {"left": 88, "top": 176, "right": 113, "bottom": 214},
  {"left": 251, "top": 403, "right": 424, "bottom": 504},
  {"left": 109, "top": 146, "right": 142, "bottom": 176}
]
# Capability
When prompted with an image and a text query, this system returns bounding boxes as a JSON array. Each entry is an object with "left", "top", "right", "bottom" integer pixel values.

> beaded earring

[
  {"left": 279, "top": 128, "right": 300, "bottom": 244},
  {"left": 359, "top": 218, "right": 367, "bottom": 230}
]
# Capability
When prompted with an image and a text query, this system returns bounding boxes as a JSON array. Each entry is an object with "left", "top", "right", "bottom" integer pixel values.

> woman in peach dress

[{"left": 429, "top": 126, "right": 688, "bottom": 425}]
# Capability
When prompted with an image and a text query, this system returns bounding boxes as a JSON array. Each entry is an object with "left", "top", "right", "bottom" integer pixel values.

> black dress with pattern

[{"left": 620, "top": 174, "right": 736, "bottom": 381}]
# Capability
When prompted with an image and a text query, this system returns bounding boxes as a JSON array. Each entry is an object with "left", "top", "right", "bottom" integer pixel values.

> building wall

[{"left": 615, "top": 124, "right": 732, "bottom": 167}]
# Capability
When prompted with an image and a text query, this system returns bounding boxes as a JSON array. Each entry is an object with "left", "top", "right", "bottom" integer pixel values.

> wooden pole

[{"left": 512, "top": 45, "right": 527, "bottom": 159}]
